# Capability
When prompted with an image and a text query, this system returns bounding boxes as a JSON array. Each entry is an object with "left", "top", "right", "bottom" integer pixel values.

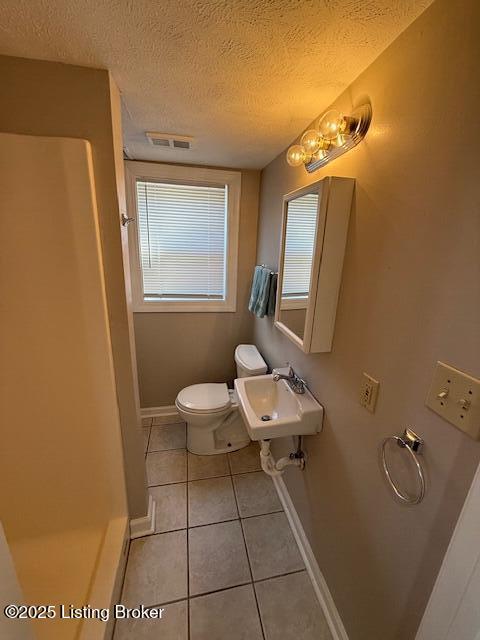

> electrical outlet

[
  {"left": 360, "top": 373, "right": 379, "bottom": 413},
  {"left": 426, "top": 361, "right": 480, "bottom": 439}
]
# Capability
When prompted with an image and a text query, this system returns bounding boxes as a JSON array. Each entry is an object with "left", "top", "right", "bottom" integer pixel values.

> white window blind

[
  {"left": 136, "top": 180, "right": 227, "bottom": 300},
  {"left": 282, "top": 193, "right": 318, "bottom": 298}
]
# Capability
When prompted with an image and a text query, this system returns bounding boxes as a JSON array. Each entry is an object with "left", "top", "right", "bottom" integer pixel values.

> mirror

[
  {"left": 275, "top": 177, "right": 354, "bottom": 353},
  {"left": 279, "top": 192, "right": 319, "bottom": 340}
]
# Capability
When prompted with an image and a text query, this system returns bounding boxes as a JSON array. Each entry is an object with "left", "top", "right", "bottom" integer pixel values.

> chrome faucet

[{"left": 272, "top": 364, "right": 307, "bottom": 394}]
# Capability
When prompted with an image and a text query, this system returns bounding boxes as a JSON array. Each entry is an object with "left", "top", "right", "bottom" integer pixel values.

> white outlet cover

[
  {"left": 426, "top": 362, "right": 480, "bottom": 440},
  {"left": 360, "top": 372, "right": 379, "bottom": 413}
]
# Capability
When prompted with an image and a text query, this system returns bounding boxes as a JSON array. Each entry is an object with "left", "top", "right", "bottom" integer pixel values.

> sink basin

[{"left": 234, "top": 374, "right": 324, "bottom": 440}]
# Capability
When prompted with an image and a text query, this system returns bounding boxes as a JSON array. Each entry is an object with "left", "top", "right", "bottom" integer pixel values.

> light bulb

[
  {"left": 286, "top": 144, "right": 308, "bottom": 167},
  {"left": 300, "top": 129, "right": 323, "bottom": 155},
  {"left": 318, "top": 110, "right": 346, "bottom": 141}
]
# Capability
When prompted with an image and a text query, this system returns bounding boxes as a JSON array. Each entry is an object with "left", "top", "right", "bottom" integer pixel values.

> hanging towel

[
  {"left": 248, "top": 265, "right": 263, "bottom": 314},
  {"left": 249, "top": 266, "right": 277, "bottom": 318},
  {"left": 254, "top": 267, "right": 271, "bottom": 318},
  {"left": 267, "top": 272, "right": 278, "bottom": 317}
]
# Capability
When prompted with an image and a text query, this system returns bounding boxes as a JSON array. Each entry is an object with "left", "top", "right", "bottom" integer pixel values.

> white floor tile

[
  {"left": 233, "top": 471, "right": 282, "bottom": 517},
  {"left": 146, "top": 450, "right": 187, "bottom": 486},
  {"left": 148, "top": 423, "right": 186, "bottom": 452},
  {"left": 255, "top": 571, "right": 332, "bottom": 639},
  {"left": 114, "top": 600, "right": 187, "bottom": 640},
  {"left": 188, "top": 476, "right": 238, "bottom": 527},
  {"left": 149, "top": 483, "right": 187, "bottom": 533},
  {"left": 121, "top": 531, "right": 187, "bottom": 607},
  {"left": 187, "top": 452, "right": 230, "bottom": 481},
  {"left": 188, "top": 521, "right": 250, "bottom": 596},
  {"left": 190, "top": 585, "right": 263, "bottom": 640},
  {"left": 228, "top": 442, "right": 261, "bottom": 474},
  {"left": 242, "top": 512, "right": 304, "bottom": 580}
]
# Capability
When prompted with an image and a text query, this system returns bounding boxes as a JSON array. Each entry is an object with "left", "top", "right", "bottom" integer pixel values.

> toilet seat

[{"left": 176, "top": 383, "right": 231, "bottom": 415}]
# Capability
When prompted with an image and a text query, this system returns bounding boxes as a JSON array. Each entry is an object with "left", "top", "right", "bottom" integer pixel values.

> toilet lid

[{"left": 177, "top": 383, "right": 231, "bottom": 414}]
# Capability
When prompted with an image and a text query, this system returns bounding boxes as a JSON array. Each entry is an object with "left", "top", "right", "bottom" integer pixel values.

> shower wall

[{"left": 0, "top": 132, "right": 128, "bottom": 640}]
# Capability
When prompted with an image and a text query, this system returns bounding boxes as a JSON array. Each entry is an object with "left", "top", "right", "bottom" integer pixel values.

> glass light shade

[
  {"left": 318, "top": 110, "right": 346, "bottom": 141},
  {"left": 331, "top": 133, "right": 347, "bottom": 148},
  {"left": 300, "top": 129, "right": 323, "bottom": 155},
  {"left": 286, "top": 144, "right": 308, "bottom": 167},
  {"left": 312, "top": 149, "right": 327, "bottom": 162}
]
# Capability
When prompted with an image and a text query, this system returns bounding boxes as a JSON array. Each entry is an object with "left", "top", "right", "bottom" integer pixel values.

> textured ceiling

[{"left": 0, "top": 0, "right": 433, "bottom": 168}]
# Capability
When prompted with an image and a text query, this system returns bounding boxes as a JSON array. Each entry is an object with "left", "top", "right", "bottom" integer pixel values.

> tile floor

[{"left": 114, "top": 419, "right": 332, "bottom": 639}]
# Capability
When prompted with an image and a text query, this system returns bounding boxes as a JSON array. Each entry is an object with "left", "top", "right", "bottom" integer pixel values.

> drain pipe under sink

[{"left": 259, "top": 439, "right": 305, "bottom": 477}]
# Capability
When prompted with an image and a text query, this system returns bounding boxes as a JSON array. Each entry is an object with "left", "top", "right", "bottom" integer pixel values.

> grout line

[
  {"left": 253, "top": 568, "right": 306, "bottom": 586},
  {"left": 240, "top": 509, "right": 284, "bottom": 520},
  {"left": 182, "top": 508, "right": 285, "bottom": 532},
  {"left": 143, "top": 594, "right": 189, "bottom": 609},
  {"left": 147, "top": 469, "right": 264, "bottom": 491},
  {"left": 135, "top": 569, "right": 308, "bottom": 612},
  {"left": 186, "top": 447, "right": 191, "bottom": 640},
  {"left": 189, "top": 580, "right": 253, "bottom": 601},
  {"left": 147, "top": 480, "right": 188, "bottom": 488},
  {"left": 187, "top": 467, "right": 262, "bottom": 482},
  {"left": 231, "top": 471, "right": 266, "bottom": 640},
  {"left": 144, "top": 425, "right": 151, "bottom": 459},
  {"left": 145, "top": 580, "right": 253, "bottom": 611},
  {"left": 123, "top": 509, "right": 286, "bottom": 542},
  {"left": 131, "top": 527, "right": 188, "bottom": 541},
  {"left": 147, "top": 445, "right": 187, "bottom": 454},
  {"left": 186, "top": 516, "right": 236, "bottom": 528},
  {"left": 187, "top": 472, "right": 231, "bottom": 482}
]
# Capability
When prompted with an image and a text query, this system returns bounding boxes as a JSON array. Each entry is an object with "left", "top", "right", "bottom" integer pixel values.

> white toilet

[{"left": 175, "top": 344, "right": 267, "bottom": 455}]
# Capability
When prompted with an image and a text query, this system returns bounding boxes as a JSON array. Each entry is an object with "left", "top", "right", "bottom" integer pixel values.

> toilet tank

[{"left": 235, "top": 344, "right": 268, "bottom": 378}]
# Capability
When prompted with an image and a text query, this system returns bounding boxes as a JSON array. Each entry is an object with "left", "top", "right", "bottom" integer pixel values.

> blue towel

[{"left": 249, "top": 266, "right": 277, "bottom": 318}]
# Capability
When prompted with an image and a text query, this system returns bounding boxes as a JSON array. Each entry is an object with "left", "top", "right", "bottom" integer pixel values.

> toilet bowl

[{"left": 175, "top": 345, "right": 267, "bottom": 455}]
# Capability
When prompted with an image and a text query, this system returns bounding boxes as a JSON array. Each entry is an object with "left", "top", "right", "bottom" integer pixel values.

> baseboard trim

[
  {"left": 129, "top": 494, "right": 156, "bottom": 539},
  {"left": 273, "top": 475, "right": 349, "bottom": 640},
  {"left": 141, "top": 405, "right": 180, "bottom": 421}
]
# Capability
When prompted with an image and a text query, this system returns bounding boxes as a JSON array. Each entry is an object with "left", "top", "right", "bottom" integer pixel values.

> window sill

[
  {"left": 133, "top": 300, "right": 237, "bottom": 313},
  {"left": 280, "top": 298, "right": 308, "bottom": 310}
]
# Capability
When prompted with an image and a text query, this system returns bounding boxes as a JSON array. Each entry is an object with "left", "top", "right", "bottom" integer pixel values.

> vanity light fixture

[{"left": 286, "top": 104, "right": 372, "bottom": 172}]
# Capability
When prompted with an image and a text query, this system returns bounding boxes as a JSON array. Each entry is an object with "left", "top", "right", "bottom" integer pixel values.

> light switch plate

[
  {"left": 426, "top": 361, "right": 480, "bottom": 439},
  {"left": 360, "top": 373, "right": 379, "bottom": 413}
]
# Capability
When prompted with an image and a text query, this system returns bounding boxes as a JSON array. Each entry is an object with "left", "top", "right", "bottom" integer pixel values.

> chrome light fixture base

[{"left": 304, "top": 103, "right": 372, "bottom": 173}]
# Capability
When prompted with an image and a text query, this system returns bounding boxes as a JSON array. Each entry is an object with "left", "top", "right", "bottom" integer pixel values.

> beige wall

[
  {"left": 134, "top": 168, "right": 260, "bottom": 407},
  {"left": 253, "top": 1, "right": 480, "bottom": 638},
  {"left": 0, "top": 55, "right": 147, "bottom": 519}
]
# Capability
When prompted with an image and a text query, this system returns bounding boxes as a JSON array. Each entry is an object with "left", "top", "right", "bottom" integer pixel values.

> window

[
  {"left": 126, "top": 163, "right": 240, "bottom": 312},
  {"left": 281, "top": 193, "right": 318, "bottom": 308}
]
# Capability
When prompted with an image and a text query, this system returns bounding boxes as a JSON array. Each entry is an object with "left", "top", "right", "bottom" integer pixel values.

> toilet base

[
  {"left": 187, "top": 436, "right": 250, "bottom": 456},
  {"left": 186, "top": 411, "right": 250, "bottom": 456}
]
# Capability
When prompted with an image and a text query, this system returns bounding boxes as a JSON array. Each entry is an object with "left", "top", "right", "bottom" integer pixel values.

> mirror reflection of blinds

[
  {"left": 282, "top": 193, "right": 318, "bottom": 298},
  {"left": 136, "top": 180, "right": 227, "bottom": 300}
]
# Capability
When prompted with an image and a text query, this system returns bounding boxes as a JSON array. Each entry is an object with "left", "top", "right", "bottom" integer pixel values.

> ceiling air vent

[{"left": 146, "top": 132, "right": 194, "bottom": 150}]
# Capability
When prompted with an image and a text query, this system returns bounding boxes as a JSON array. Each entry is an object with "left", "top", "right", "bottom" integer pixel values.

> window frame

[{"left": 125, "top": 161, "right": 241, "bottom": 313}]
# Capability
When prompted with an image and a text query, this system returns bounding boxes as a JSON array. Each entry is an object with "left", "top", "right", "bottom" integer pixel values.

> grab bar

[{"left": 381, "top": 428, "right": 425, "bottom": 505}]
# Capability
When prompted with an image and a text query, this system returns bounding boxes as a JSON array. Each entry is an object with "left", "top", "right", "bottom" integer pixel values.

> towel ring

[{"left": 381, "top": 429, "right": 425, "bottom": 505}]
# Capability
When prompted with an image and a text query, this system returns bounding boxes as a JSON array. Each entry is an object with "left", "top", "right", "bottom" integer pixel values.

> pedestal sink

[{"left": 234, "top": 374, "right": 324, "bottom": 441}]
